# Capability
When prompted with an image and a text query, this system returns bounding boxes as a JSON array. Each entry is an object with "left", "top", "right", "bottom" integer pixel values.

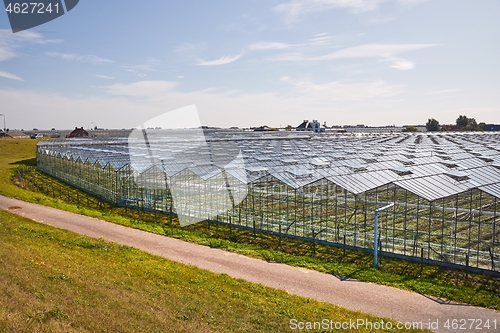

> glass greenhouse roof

[{"left": 37, "top": 131, "right": 500, "bottom": 201}]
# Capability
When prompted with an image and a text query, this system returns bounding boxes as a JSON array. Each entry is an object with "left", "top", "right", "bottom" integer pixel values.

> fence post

[
  {"left": 312, "top": 231, "right": 316, "bottom": 258},
  {"left": 374, "top": 210, "right": 379, "bottom": 268},
  {"left": 465, "top": 253, "right": 469, "bottom": 279},
  {"left": 420, "top": 247, "right": 424, "bottom": 276},
  {"left": 343, "top": 235, "right": 346, "bottom": 258},
  {"left": 278, "top": 223, "right": 282, "bottom": 249},
  {"left": 489, "top": 247, "right": 495, "bottom": 271},
  {"left": 378, "top": 231, "right": 382, "bottom": 267}
]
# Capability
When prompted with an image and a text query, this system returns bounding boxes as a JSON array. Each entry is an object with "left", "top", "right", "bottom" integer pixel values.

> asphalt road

[{"left": 1, "top": 195, "right": 499, "bottom": 333}]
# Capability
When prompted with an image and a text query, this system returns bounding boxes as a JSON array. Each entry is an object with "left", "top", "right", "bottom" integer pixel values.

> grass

[
  {"left": 1, "top": 139, "right": 499, "bottom": 312},
  {"left": 1, "top": 210, "right": 429, "bottom": 332}
]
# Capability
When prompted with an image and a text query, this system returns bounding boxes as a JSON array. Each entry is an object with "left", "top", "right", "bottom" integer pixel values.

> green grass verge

[
  {"left": 1, "top": 210, "right": 429, "bottom": 332},
  {"left": 1, "top": 139, "right": 499, "bottom": 312}
]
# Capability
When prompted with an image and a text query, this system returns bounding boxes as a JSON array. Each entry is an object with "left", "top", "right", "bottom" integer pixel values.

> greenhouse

[{"left": 36, "top": 130, "right": 500, "bottom": 274}]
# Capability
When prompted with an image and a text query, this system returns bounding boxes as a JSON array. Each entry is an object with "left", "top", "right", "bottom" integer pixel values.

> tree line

[{"left": 425, "top": 115, "right": 482, "bottom": 132}]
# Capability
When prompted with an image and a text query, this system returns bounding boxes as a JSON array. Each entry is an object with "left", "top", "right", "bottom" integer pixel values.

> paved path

[{"left": 1, "top": 195, "right": 499, "bottom": 333}]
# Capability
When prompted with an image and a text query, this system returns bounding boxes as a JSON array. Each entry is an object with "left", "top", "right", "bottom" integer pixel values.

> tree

[
  {"left": 456, "top": 115, "right": 469, "bottom": 128},
  {"left": 463, "top": 118, "right": 482, "bottom": 131},
  {"left": 456, "top": 115, "right": 482, "bottom": 131},
  {"left": 285, "top": 125, "right": 293, "bottom": 131},
  {"left": 426, "top": 118, "right": 440, "bottom": 132},
  {"left": 402, "top": 126, "right": 418, "bottom": 132}
]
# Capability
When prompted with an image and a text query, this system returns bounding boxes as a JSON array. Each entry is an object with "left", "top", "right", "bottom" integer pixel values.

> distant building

[
  {"left": 441, "top": 124, "right": 461, "bottom": 131},
  {"left": 296, "top": 120, "right": 325, "bottom": 133},
  {"left": 5, "top": 131, "right": 29, "bottom": 139},
  {"left": 480, "top": 123, "right": 500, "bottom": 131},
  {"left": 66, "top": 127, "right": 89, "bottom": 138}
]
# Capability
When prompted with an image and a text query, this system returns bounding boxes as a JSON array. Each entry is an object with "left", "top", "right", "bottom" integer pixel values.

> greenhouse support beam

[{"left": 374, "top": 202, "right": 395, "bottom": 268}]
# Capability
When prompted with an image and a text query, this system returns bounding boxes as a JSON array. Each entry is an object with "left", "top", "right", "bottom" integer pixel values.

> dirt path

[{"left": 1, "top": 195, "right": 498, "bottom": 333}]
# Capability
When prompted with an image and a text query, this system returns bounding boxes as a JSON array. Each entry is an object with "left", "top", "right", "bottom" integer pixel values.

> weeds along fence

[
  {"left": 13, "top": 165, "right": 179, "bottom": 227},
  {"left": 14, "top": 166, "right": 108, "bottom": 209},
  {"left": 34, "top": 132, "right": 500, "bottom": 276}
]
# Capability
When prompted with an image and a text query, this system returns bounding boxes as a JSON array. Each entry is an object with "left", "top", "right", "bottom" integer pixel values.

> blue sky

[{"left": 1, "top": 0, "right": 499, "bottom": 130}]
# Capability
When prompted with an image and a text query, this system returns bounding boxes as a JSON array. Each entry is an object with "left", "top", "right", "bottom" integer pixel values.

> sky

[{"left": 0, "top": 0, "right": 500, "bottom": 130}]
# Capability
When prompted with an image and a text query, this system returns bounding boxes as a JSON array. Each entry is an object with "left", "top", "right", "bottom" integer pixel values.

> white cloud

[
  {"left": 175, "top": 42, "right": 207, "bottom": 53},
  {"left": 266, "top": 43, "right": 436, "bottom": 71},
  {"left": 315, "top": 43, "right": 437, "bottom": 59},
  {"left": 0, "top": 29, "right": 55, "bottom": 62},
  {"left": 248, "top": 41, "right": 293, "bottom": 50},
  {"left": 34, "top": 38, "right": 63, "bottom": 45},
  {"left": 274, "top": 1, "right": 304, "bottom": 24},
  {"left": 387, "top": 58, "right": 415, "bottom": 70},
  {"left": 0, "top": 70, "right": 23, "bottom": 81},
  {"left": 0, "top": 29, "right": 44, "bottom": 43},
  {"left": 248, "top": 33, "right": 334, "bottom": 57},
  {"left": 0, "top": 48, "right": 15, "bottom": 62},
  {"left": 0, "top": 30, "right": 62, "bottom": 82},
  {"left": 275, "top": 0, "right": 387, "bottom": 23},
  {"left": 104, "top": 80, "right": 178, "bottom": 97},
  {"left": 307, "top": 33, "right": 333, "bottom": 46},
  {"left": 427, "top": 89, "right": 459, "bottom": 95},
  {"left": 93, "top": 74, "right": 114, "bottom": 79},
  {"left": 286, "top": 78, "right": 403, "bottom": 101},
  {"left": 121, "top": 64, "right": 157, "bottom": 72},
  {"left": 46, "top": 52, "right": 113, "bottom": 64},
  {"left": 266, "top": 50, "right": 312, "bottom": 62},
  {"left": 122, "top": 58, "right": 161, "bottom": 73},
  {"left": 266, "top": 43, "right": 436, "bottom": 70},
  {"left": 197, "top": 53, "right": 243, "bottom": 66},
  {"left": 177, "top": 75, "right": 185, "bottom": 79},
  {"left": 274, "top": 0, "right": 429, "bottom": 23}
]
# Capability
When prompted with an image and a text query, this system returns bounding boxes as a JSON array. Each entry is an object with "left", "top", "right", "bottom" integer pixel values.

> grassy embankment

[
  {"left": 1, "top": 139, "right": 499, "bottom": 313},
  {"left": 1, "top": 209, "right": 430, "bottom": 332}
]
